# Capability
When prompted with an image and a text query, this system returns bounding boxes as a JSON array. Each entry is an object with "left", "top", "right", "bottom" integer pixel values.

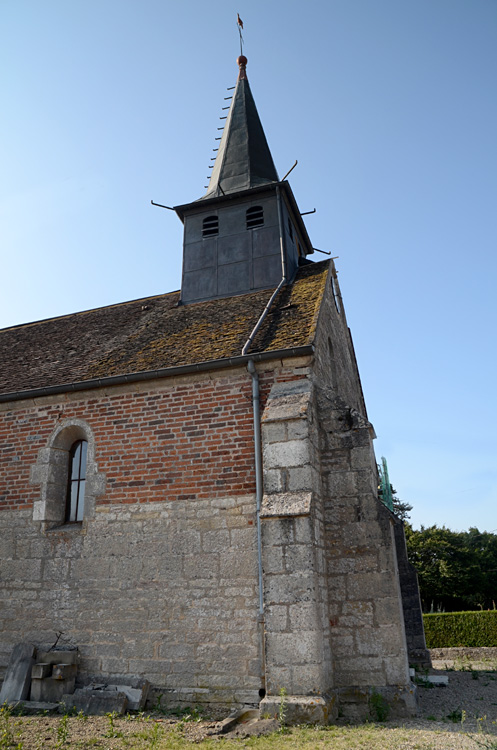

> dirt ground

[{"left": 4, "top": 650, "right": 497, "bottom": 749}]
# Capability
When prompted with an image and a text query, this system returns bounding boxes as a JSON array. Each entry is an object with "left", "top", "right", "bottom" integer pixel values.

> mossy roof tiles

[{"left": 0, "top": 260, "right": 329, "bottom": 397}]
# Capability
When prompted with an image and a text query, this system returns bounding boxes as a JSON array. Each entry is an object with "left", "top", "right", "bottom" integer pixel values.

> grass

[{"left": 5, "top": 714, "right": 497, "bottom": 750}]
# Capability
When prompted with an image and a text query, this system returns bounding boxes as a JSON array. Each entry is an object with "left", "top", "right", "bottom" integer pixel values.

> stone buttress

[{"left": 259, "top": 377, "right": 417, "bottom": 722}]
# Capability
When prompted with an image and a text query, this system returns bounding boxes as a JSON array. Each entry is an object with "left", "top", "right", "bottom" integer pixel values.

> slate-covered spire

[{"left": 201, "top": 55, "right": 279, "bottom": 200}]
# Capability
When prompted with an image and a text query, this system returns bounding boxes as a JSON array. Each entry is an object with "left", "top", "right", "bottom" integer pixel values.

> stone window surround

[{"left": 30, "top": 418, "right": 106, "bottom": 530}]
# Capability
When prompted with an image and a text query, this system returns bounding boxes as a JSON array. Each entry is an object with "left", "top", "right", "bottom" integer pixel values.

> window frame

[
  {"left": 66, "top": 439, "right": 88, "bottom": 523},
  {"left": 30, "top": 418, "right": 105, "bottom": 529}
]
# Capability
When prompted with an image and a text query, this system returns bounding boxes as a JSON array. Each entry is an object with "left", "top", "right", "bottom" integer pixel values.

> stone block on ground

[
  {"left": 32, "top": 663, "right": 52, "bottom": 679},
  {"left": 259, "top": 694, "right": 337, "bottom": 725},
  {"left": 52, "top": 664, "right": 78, "bottom": 681},
  {"left": 337, "top": 685, "right": 418, "bottom": 721},
  {"left": 63, "top": 689, "right": 128, "bottom": 715},
  {"left": 0, "top": 643, "right": 36, "bottom": 704},
  {"left": 31, "top": 676, "right": 74, "bottom": 703},
  {"left": 217, "top": 708, "right": 259, "bottom": 734},
  {"left": 36, "top": 650, "right": 80, "bottom": 666},
  {"left": 114, "top": 681, "right": 150, "bottom": 710},
  {"left": 423, "top": 675, "right": 449, "bottom": 686},
  {"left": 11, "top": 701, "right": 59, "bottom": 715}
]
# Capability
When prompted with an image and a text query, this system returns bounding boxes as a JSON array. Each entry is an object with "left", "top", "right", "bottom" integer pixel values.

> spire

[{"left": 200, "top": 56, "right": 279, "bottom": 200}]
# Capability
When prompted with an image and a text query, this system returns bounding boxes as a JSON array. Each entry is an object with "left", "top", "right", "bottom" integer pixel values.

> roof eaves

[
  {"left": 174, "top": 182, "right": 280, "bottom": 221},
  {"left": 0, "top": 345, "right": 314, "bottom": 404}
]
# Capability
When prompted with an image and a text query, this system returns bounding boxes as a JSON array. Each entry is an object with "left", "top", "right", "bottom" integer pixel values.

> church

[{"left": 0, "top": 54, "right": 426, "bottom": 722}]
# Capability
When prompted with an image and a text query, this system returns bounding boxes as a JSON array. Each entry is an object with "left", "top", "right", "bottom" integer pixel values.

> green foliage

[
  {"left": 278, "top": 687, "right": 288, "bottom": 733},
  {"left": 369, "top": 690, "right": 389, "bottom": 722},
  {"left": 56, "top": 714, "right": 69, "bottom": 747},
  {"left": 446, "top": 707, "right": 463, "bottom": 722},
  {"left": 405, "top": 525, "right": 497, "bottom": 611},
  {"left": 423, "top": 610, "right": 497, "bottom": 647},
  {"left": 391, "top": 487, "right": 412, "bottom": 522},
  {"left": 0, "top": 703, "right": 23, "bottom": 750},
  {"left": 105, "top": 711, "right": 122, "bottom": 738}
]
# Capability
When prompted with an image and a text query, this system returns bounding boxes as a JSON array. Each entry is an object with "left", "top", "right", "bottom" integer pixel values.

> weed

[
  {"left": 148, "top": 721, "right": 163, "bottom": 749},
  {"left": 464, "top": 714, "right": 497, "bottom": 750},
  {"left": 105, "top": 711, "right": 123, "bottom": 738},
  {"left": 369, "top": 690, "right": 389, "bottom": 722},
  {"left": 169, "top": 705, "right": 204, "bottom": 724},
  {"left": 416, "top": 676, "right": 435, "bottom": 688},
  {"left": 153, "top": 694, "right": 165, "bottom": 713},
  {"left": 278, "top": 687, "right": 288, "bottom": 733},
  {"left": 427, "top": 714, "right": 437, "bottom": 721},
  {"left": 446, "top": 707, "right": 463, "bottom": 722},
  {"left": 473, "top": 670, "right": 480, "bottom": 680},
  {"left": 1, "top": 703, "right": 22, "bottom": 750},
  {"left": 8, "top": 705, "right": 26, "bottom": 718},
  {"left": 56, "top": 714, "right": 69, "bottom": 747}
]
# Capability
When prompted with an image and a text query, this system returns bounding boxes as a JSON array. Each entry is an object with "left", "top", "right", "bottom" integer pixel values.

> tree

[
  {"left": 405, "top": 525, "right": 497, "bottom": 612},
  {"left": 391, "top": 486, "right": 413, "bottom": 522}
]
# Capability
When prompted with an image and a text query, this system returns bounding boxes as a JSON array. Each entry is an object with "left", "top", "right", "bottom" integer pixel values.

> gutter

[
  {"left": 242, "top": 184, "right": 291, "bottom": 692},
  {"left": 247, "top": 359, "right": 266, "bottom": 692},
  {"left": 0, "top": 346, "right": 313, "bottom": 404}
]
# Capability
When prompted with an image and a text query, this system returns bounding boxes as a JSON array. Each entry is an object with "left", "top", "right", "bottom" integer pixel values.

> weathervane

[{"left": 237, "top": 13, "right": 244, "bottom": 55}]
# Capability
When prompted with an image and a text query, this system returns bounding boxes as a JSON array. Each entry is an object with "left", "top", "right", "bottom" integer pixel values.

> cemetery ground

[{"left": 3, "top": 652, "right": 497, "bottom": 750}]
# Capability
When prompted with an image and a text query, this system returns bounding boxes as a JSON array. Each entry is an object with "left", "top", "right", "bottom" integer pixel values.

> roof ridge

[{"left": 0, "top": 290, "right": 179, "bottom": 333}]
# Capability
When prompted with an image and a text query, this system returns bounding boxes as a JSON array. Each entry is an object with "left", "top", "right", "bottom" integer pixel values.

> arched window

[
  {"left": 202, "top": 215, "right": 219, "bottom": 237},
  {"left": 66, "top": 440, "right": 88, "bottom": 522},
  {"left": 246, "top": 206, "right": 264, "bottom": 229},
  {"left": 30, "top": 419, "right": 105, "bottom": 529}
]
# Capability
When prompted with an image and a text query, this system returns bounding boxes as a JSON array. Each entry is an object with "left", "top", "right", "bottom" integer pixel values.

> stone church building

[{"left": 0, "top": 55, "right": 426, "bottom": 722}]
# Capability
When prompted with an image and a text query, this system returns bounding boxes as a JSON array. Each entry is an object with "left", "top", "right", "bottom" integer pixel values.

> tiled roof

[{"left": 0, "top": 261, "right": 329, "bottom": 398}]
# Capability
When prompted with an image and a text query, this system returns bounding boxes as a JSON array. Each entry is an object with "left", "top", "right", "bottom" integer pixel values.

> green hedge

[{"left": 423, "top": 610, "right": 497, "bottom": 648}]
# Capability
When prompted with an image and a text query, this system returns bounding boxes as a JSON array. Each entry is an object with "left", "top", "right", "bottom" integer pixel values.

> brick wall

[
  {"left": 1, "top": 375, "right": 257, "bottom": 511},
  {"left": 0, "top": 362, "right": 307, "bottom": 707}
]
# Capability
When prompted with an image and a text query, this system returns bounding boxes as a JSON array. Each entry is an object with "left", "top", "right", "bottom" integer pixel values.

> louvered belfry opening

[
  {"left": 202, "top": 215, "right": 219, "bottom": 237},
  {"left": 246, "top": 206, "right": 264, "bottom": 229}
]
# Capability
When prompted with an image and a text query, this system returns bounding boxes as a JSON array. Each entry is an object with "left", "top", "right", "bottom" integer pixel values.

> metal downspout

[
  {"left": 247, "top": 358, "right": 266, "bottom": 693},
  {"left": 243, "top": 184, "right": 288, "bottom": 693}
]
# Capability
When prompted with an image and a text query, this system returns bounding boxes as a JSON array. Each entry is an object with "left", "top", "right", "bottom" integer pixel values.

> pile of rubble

[{"left": 0, "top": 642, "right": 148, "bottom": 715}]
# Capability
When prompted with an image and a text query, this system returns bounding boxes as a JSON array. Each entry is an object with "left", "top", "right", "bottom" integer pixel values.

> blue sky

[{"left": 1, "top": 0, "right": 496, "bottom": 532}]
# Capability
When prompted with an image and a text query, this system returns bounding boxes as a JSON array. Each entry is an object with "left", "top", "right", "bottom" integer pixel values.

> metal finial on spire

[
  {"left": 237, "top": 54, "right": 248, "bottom": 80},
  {"left": 237, "top": 13, "right": 244, "bottom": 55}
]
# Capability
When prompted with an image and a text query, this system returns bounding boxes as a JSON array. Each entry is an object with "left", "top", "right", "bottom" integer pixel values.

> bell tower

[{"left": 174, "top": 56, "right": 314, "bottom": 304}]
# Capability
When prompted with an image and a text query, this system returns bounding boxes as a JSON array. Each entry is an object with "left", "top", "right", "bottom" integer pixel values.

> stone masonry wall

[
  {"left": 255, "top": 274, "right": 417, "bottom": 722},
  {"left": 259, "top": 378, "right": 336, "bottom": 724},
  {"left": 393, "top": 517, "right": 431, "bottom": 667},
  {"left": 316, "top": 387, "right": 415, "bottom": 715},
  {"left": 0, "top": 362, "right": 307, "bottom": 707},
  {"left": 0, "top": 498, "right": 259, "bottom": 706},
  {"left": 258, "top": 376, "right": 415, "bottom": 721}
]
